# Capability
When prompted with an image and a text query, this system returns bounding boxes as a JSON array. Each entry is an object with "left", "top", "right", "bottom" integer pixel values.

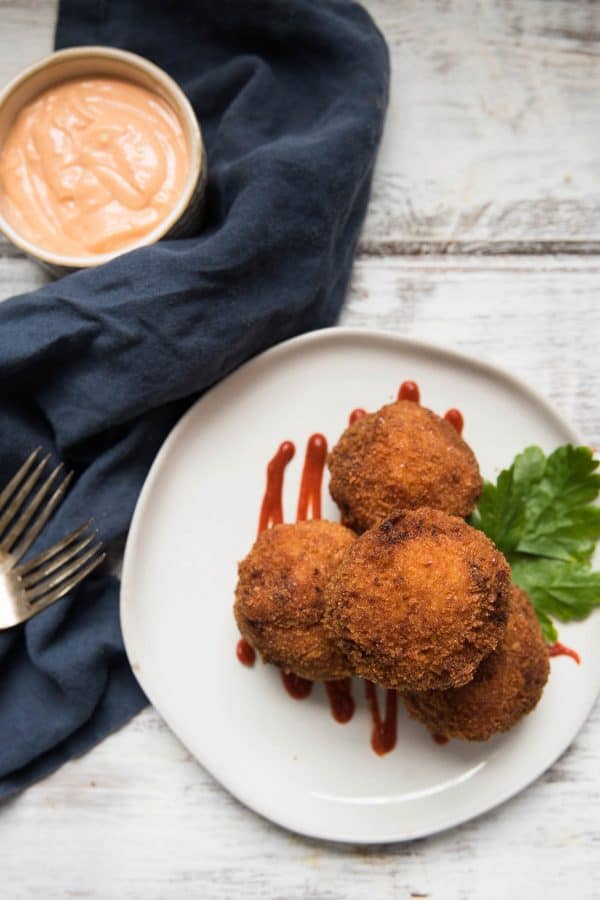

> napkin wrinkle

[
  {"left": 3, "top": 581, "right": 141, "bottom": 777},
  {"left": 0, "top": 650, "right": 145, "bottom": 797},
  {"left": 26, "top": 575, "right": 121, "bottom": 678}
]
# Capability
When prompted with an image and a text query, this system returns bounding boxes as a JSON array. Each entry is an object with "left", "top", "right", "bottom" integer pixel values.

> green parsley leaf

[
  {"left": 511, "top": 556, "right": 600, "bottom": 640},
  {"left": 471, "top": 444, "right": 600, "bottom": 641},
  {"left": 470, "top": 446, "right": 546, "bottom": 554},
  {"left": 518, "top": 445, "right": 600, "bottom": 562},
  {"left": 471, "top": 444, "right": 600, "bottom": 563}
]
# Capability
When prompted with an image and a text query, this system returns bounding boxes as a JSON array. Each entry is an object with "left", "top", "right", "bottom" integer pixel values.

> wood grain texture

[
  {"left": 0, "top": 254, "right": 599, "bottom": 898},
  {"left": 362, "top": 0, "right": 600, "bottom": 252},
  {"left": 1, "top": 0, "right": 600, "bottom": 254}
]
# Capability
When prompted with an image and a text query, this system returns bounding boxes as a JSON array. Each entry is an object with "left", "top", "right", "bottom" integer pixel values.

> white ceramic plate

[{"left": 121, "top": 328, "right": 600, "bottom": 843}]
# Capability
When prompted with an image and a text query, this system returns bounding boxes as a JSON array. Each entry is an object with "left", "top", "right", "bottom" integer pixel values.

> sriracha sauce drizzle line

[
  {"left": 236, "top": 638, "right": 256, "bottom": 667},
  {"left": 444, "top": 408, "right": 464, "bottom": 435},
  {"left": 325, "top": 679, "right": 356, "bottom": 724},
  {"left": 349, "top": 407, "right": 367, "bottom": 425},
  {"left": 296, "top": 433, "right": 328, "bottom": 522},
  {"left": 281, "top": 671, "right": 313, "bottom": 699},
  {"left": 364, "top": 681, "right": 398, "bottom": 755},
  {"left": 257, "top": 441, "right": 295, "bottom": 535},
  {"left": 548, "top": 642, "right": 581, "bottom": 664}
]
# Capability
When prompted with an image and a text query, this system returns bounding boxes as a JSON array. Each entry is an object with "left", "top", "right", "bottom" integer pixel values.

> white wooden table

[{"left": 1, "top": 2, "right": 599, "bottom": 897}]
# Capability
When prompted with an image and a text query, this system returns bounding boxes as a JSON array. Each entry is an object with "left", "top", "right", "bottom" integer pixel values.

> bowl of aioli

[{"left": 0, "top": 46, "right": 206, "bottom": 274}]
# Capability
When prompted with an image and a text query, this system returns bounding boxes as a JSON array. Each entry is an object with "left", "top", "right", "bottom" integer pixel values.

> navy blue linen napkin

[{"left": 0, "top": 0, "right": 388, "bottom": 796}]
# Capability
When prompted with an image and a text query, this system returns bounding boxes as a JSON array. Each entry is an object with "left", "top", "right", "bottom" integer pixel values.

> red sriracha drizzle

[
  {"left": 349, "top": 408, "right": 367, "bottom": 425},
  {"left": 397, "top": 380, "right": 420, "bottom": 403},
  {"left": 364, "top": 682, "right": 398, "bottom": 755},
  {"left": 281, "top": 671, "right": 313, "bottom": 699},
  {"left": 325, "top": 679, "right": 355, "bottom": 723},
  {"left": 548, "top": 642, "right": 581, "bottom": 664},
  {"left": 296, "top": 433, "right": 327, "bottom": 522},
  {"left": 444, "top": 408, "right": 464, "bottom": 434},
  {"left": 257, "top": 440, "right": 295, "bottom": 535},
  {"left": 236, "top": 638, "right": 256, "bottom": 667}
]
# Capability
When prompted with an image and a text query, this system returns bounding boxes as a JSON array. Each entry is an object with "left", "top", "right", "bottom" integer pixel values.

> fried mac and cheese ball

[
  {"left": 234, "top": 520, "right": 356, "bottom": 681},
  {"left": 323, "top": 508, "right": 510, "bottom": 691},
  {"left": 402, "top": 586, "right": 549, "bottom": 741},
  {"left": 328, "top": 400, "right": 482, "bottom": 532}
]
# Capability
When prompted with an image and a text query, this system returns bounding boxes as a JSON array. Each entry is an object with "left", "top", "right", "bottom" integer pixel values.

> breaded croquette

[
  {"left": 323, "top": 508, "right": 511, "bottom": 691},
  {"left": 328, "top": 400, "right": 482, "bottom": 533},
  {"left": 234, "top": 520, "right": 356, "bottom": 681},
  {"left": 402, "top": 586, "right": 549, "bottom": 740}
]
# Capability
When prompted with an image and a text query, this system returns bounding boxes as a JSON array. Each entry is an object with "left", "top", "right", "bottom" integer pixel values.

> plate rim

[{"left": 121, "top": 326, "right": 597, "bottom": 844}]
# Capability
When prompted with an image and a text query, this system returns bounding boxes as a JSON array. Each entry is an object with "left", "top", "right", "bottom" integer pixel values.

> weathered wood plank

[
  {"left": 1, "top": 0, "right": 600, "bottom": 253},
  {"left": 0, "top": 254, "right": 48, "bottom": 296},
  {"left": 361, "top": 0, "right": 600, "bottom": 251}
]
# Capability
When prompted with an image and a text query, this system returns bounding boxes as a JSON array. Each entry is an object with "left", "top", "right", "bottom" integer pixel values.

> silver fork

[{"left": 0, "top": 448, "right": 106, "bottom": 629}]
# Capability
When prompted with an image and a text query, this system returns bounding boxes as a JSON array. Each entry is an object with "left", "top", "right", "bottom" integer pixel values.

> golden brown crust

[
  {"left": 328, "top": 401, "right": 483, "bottom": 533},
  {"left": 234, "top": 520, "right": 356, "bottom": 680},
  {"left": 323, "top": 508, "right": 511, "bottom": 691},
  {"left": 402, "top": 586, "right": 550, "bottom": 740}
]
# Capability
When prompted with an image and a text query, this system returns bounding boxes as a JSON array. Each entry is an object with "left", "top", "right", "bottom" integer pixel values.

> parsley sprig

[{"left": 470, "top": 445, "right": 600, "bottom": 641}]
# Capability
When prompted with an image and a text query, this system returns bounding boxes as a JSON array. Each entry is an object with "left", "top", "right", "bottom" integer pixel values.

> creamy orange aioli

[{"left": 0, "top": 77, "right": 189, "bottom": 256}]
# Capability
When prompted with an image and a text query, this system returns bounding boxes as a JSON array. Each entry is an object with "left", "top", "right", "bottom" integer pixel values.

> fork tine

[
  {"left": 20, "top": 532, "right": 96, "bottom": 588},
  {"left": 1, "top": 463, "right": 68, "bottom": 554},
  {"left": 26, "top": 544, "right": 104, "bottom": 601},
  {"left": 0, "top": 448, "right": 41, "bottom": 512},
  {"left": 18, "top": 587, "right": 66, "bottom": 621},
  {"left": 15, "top": 521, "right": 92, "bottom": 576},
  {"left": 0, "top": 454, "right": 50, "bottom": 540},
  {"left": 26, "top": 551, "right": 106, "bottom": 608},
  {"left": 9, "top": 470, "right": 74, "bottom": 561}
]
